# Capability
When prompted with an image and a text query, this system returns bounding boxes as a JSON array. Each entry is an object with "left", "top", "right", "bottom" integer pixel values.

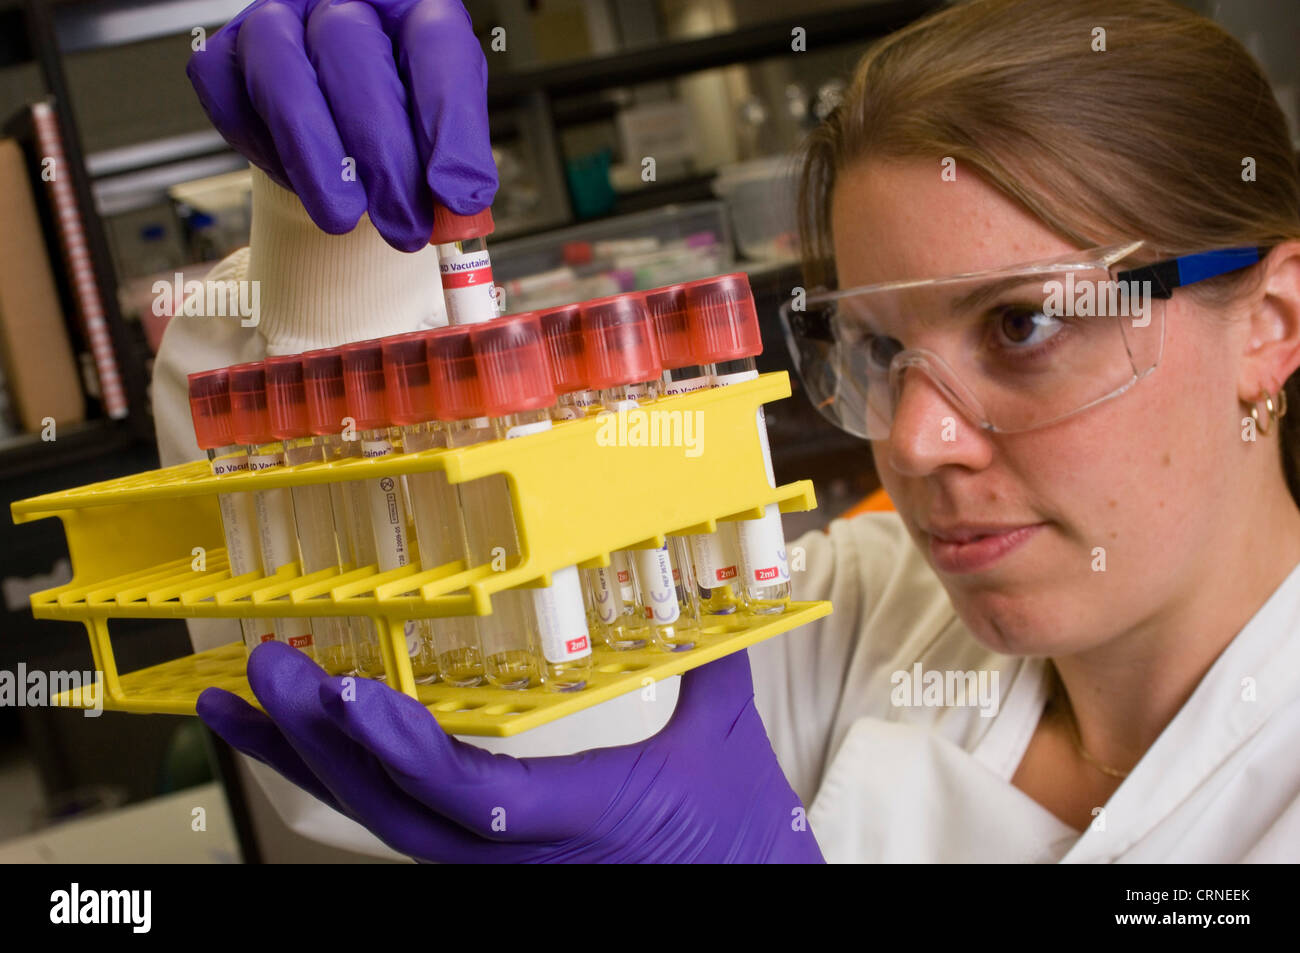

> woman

[{"left": 170, "top": 0, "right": 1300, "bottom": 862}]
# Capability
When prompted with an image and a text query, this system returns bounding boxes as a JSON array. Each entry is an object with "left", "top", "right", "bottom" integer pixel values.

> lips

[{"left": 925, "top": 522, "right": 1045, "bottom": 574}]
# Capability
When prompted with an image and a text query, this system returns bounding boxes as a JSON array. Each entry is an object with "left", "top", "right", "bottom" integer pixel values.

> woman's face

[{"left": 830, "top": 160, "right": 1247, "bottom": 656}]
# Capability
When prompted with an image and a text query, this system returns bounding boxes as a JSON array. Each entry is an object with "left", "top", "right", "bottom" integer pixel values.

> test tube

[
  {"left": 264, "top": 356, "right": 356, "bottom": 675},
  {"left": 537, "top": 303, "right": 621, "bottom": 638},
  {"left": 227, "top": 363, "right": 316, "bottom": 654},
  {"left": 432, "top": 206, "right": 498, "bottom": 327},
  {"left": 382, "top": 332, "right": 486, "bottom": 686},
  {"left": 687, "top": 274, "right": 791, "bottom": 614},
  {"left": 581, "top": 294, "right": 702, "bottom": 652},
  {"left": 473, "top": 314, "right": 593, "bottom": 690},
  {"left": 646, "top": 284, "right": 746, "bottom": 616},
  {"left": 187, "top": 368, "right": 275, "bottom": 652},
  {"left": 340, "top": 341, "right": 441, "bottom": 684},
  {"left": 301, "top": 347, "right": 382, "bottom": 677},
  {"left": 537, "top": 303, "right": 602, "bottom": 420},
  {"left": 428, "top": 325, "right": 541, "bottom": 689}
]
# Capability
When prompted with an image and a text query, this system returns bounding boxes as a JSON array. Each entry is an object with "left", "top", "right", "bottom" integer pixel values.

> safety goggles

[{"left": 778, "top": 241, "right": 1269, "bottom": 439}]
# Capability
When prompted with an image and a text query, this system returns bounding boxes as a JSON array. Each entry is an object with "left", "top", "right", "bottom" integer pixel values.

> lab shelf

[{"left": 12, "top": 372, "right": 832, "bottom": 734}]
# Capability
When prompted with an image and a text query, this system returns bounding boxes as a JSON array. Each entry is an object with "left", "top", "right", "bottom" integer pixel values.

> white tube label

[
  {"left": 633, "top": 545, "right": 680, "bottom": 625},
  {"left": 505, "top": 419, "right": 552, "bottom": 440},
  {"left": 612, "top": 550, "right": 636, "bottom": 602},
  {"left": 502, "top": 416, "right": 590, "bottom": 661},
  {"left": 249, "top": 453, "right": 297, "bottom": 572},
  {"left": 738, "top": 502, "right": 790, "bottom": 588},
  {"left": 714, "top": 369, "right": 785, "bottom": 589},
  {"left": 532, "top": 565, "right": 591, "bottom": 663},
  {"left": 248, "top": 452, "right": 313, "bottom": 647},
  {"left": 210, "top": 454, "right": 260, "bottom": 578},
  {"left": 362, "top": 438, "right": 411, "bottom": 572},
  {"left": 714, "top": 369, "right": 775, "bottom": 487},
  {"left": 404, "top": 619, "right": 423, "bottom": 658},
  {"left": 689, "top": 530, "right": 740, "bottom": 589},
  {"left": 440, "top": 249, "right": 498, "bottom": 326},
  {"left": 591, "top": 566, "right": 621, "bottom": 624},
  {"left": 662, "top": 375, "right": 710, "bottom": 397}
]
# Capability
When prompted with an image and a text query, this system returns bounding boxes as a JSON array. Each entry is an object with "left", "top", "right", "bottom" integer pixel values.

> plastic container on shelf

[
  {"left": 710, "top": 156, "right": 801, "bottom": 263},
  {"left": 489, "top": 202, "right": 733, "bottom": 312},
  {"left": 10, "top": 371, "right": 829, "bottom": 737}
]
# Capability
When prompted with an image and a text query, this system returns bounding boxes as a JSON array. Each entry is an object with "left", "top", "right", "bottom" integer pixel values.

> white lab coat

[{"left": 153, "top": 168, "right": 1300, "bottom": 862}]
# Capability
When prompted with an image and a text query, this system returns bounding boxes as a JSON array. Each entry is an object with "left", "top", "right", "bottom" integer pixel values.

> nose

[{"left": 885, "top": 364, "right": 994, "bottom": 477}]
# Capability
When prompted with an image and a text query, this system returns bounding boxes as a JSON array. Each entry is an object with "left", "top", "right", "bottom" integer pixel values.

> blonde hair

[{"left": 797, "top": 0, "right": 1300, "bottom": 504}]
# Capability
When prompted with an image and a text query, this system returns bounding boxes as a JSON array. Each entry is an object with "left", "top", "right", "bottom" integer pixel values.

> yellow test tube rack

[{"left": 10, "top": 372, "right": 831, "bottom": 735}]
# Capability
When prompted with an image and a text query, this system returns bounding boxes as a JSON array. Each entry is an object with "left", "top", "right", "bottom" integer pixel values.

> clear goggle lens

[{"left": 780, "top": 246, "right": 1169, "bottom": 439}]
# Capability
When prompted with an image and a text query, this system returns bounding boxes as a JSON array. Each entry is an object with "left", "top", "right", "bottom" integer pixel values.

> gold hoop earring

[{"left": 1249, "top": 388, "right": 1287, "bottom": 435}]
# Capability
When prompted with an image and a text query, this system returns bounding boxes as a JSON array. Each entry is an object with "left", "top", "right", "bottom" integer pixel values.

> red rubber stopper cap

[
  {"left": 537, "top": 303, "right": 587, "bottom": 393},
  {"left": 265, "top": 355, "right": 311, "bottom": 440},
  {"left": 644, "top": 283, "right": 694, "bottom": 369},
  {"left": 302, "top": 348, "right": 347, "bottom": 436},
  {"left": 427, "top": 325, "right": 484, "bottom": 421},
  {"left": 579, "top": 293, "right": 662, "bottom": 390},
  {"left": 686, "top": 272, "right": 762, "bottom": 363},
  {"left": 340, "top": 341, "right": 390, "bottom": 431},
  {"left": 431, "top": 206, "right": 496, "bottom": 244},
  {"left": 382, "top": 331, "right": 436, "bottom": 426},
  {"left": 228, "top": 362, "right": 271, "bottom": 446},
  {"left": 188, "top": 367, "right": 234, "bottom": 450},
  {"left": 473, "top": 313, "right": 555, "bottom": 417}
]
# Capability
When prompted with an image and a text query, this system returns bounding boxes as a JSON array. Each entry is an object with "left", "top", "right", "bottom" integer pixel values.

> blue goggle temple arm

[{"left": 1115, "top": 246, "right": 1270, "bottom": 300}]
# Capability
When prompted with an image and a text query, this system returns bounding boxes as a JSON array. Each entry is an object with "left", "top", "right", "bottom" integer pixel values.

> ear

[{"left": 1239, "top": 240, "right": 1300, "bottom": 402}]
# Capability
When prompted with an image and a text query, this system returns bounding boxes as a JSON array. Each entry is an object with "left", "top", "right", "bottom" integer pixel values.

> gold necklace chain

[
  {"left": 1060, "top": 706, "right": 1131, "bottom": 780},
  {"left": 1047, "top": 671, "right": 1132, "bottom": 780}
]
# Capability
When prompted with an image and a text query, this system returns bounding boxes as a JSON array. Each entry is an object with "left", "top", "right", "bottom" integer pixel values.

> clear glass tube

[
  {"left": 356, "top": 425, "right": 440, "bottom": 683},
  {"left": 553, "top": 388, "right": 602, "bottom": 420},
  {"left": 582, "top": 549, "right": 645, "bottom": 650},
  {"left": 492, "top": 408, "right": 592, "bottom": 691},
  {"left": 600, "top": 381, "right": 702, "bottom": 651},
  {"left": 401, "top": 420, "right": 485, "bottom": 687},
  {"left": 445, "top": 417, "right": 540, "bottom": 690},
  {"left": 317, "top": 433, "right": 377, "bottom": 674},
  {"left": 662, "top": 363, "right": 747, "bottom": 616},
  {"left": 709, "top": 357, "right": 791, "bottom": 614},
  {"left": 207, "top": 444, "right": 274, "bottom": 652},
  {"left": 282, "top": 436, "right": 356, "bottom": 675},
  {"left": 317, "top": 434, "right": 388, "bottom": 679},
  {"left": 244, "top": 440, "right": 316, "bottom": 656}
]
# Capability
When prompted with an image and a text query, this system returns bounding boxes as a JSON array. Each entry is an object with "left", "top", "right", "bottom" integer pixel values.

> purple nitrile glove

[
  {"left": 186, "top": 0, "right": 497, "bottom": 252},
  {"left": 198, "top": 640, "right": 824, "bottom": 863}
]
